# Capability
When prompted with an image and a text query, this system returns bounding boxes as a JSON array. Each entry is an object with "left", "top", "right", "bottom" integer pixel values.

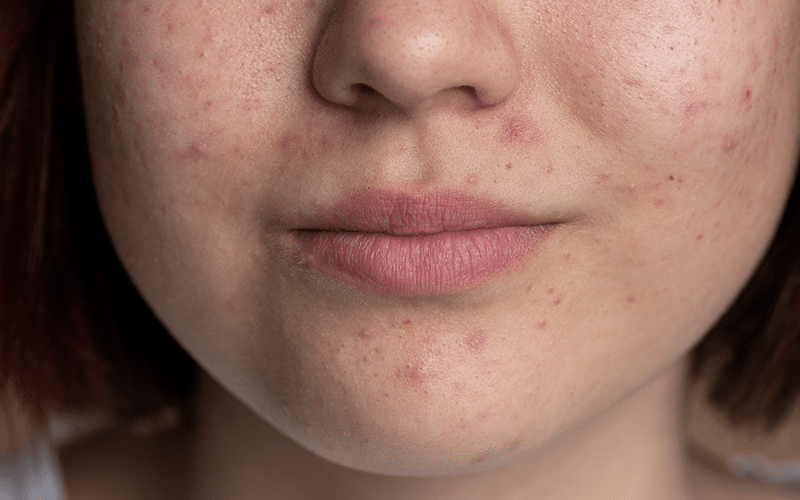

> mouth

[{"left": 287, "top": 190, "right": 556, "bottom": 295}]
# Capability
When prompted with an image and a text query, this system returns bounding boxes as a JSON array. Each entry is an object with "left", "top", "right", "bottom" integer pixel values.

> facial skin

[{"left": 73, "top": 0, "right": 800, "bottom": 498}]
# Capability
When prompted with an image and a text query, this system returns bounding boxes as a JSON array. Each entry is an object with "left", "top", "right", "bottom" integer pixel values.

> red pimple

[
  {"left": 502, "top": 118, "right": 543, "bottom": 145},
  {"left": 465, "top": 332, "right": 487, "bottom": 353}
]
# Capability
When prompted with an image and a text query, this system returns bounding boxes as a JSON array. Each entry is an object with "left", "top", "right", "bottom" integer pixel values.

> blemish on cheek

[
  {"left": 505, "top": 163, "right": 513, "bottom": 170},
  {"left": 653, "top": 198, "right": 664, "bottom": 207},
  {"left": 505, "top": 437, "right": 522, "bottom": 453},
  {"left": 537, "top": 320, "right": 547, "bottom": 330},
  {"left": 355, "top": 330, "right": 373, "bottom": 340},
  {"left": 394, "top": 363, "right": 436, "bottom": 387},
  {"left": 501, "top": 118, "right": 544, "bottom": 145},
  {"left": 625, "top": 295, "right": 636, "bottom": 304},
  {"left": 721, "top": 134, "right": 738, "bottom": 153},
  {"left": 553, "top": 297, "right": 562, "bottom": 306},
  {"left": 696, "top": 234, "right": 704, "bottom": 241}
]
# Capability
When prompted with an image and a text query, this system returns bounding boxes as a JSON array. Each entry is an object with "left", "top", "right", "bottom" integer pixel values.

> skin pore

[{"left": 66, "top": 0, "right": 800, "bottom": 498}]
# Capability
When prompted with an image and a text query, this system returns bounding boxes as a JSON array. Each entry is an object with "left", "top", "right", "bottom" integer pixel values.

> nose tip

[{"left": 311, "top": 0, "right": 521, "bottom": 113}]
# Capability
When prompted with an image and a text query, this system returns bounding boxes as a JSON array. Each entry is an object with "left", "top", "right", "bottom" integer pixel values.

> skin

[{"left": 69, "top": 0, "right": 800, "bottom": 498}]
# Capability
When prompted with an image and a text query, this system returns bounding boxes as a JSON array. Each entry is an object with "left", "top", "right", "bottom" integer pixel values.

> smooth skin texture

[{"left": 68, "top": 0, "right": 800, "bottom": 498}]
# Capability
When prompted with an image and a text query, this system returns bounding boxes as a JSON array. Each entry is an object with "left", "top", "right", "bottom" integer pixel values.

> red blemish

[
  {"left": 683, "top": 100, "right": 710, "bottom": 118},
  {"left": 722, "top": 134, "right": 737, "bottom": 153},
  {"left": 394, "top": 364, "right": 435, "bottom": 387},
  {"left": 402, "top": 319, "right": 412, "bottom": 325},
  {"left": 280, "top": 134, "right": 301, "bottom": 154},
  {"left": 356, "top": 330, "right": 372, "bottom": 340},
  {"left": 506, "top": 163, "right": 513, "bottom": 170},
  {"left": 654, "top": 198, "right": 664, "bottom": 207},
  {"left": 465, "top": 332, "right": 487, "bottom": 353},
  {"left": 553, "top": 298, "right": 562, "bottom": 305},
  {"left": 697, "top": 234, "right": 704, "bottom": 241},
  {"left": 260, "top": 4, "right": 278, "bottom": 16},
  {"left": 472, "top": 451, "right": 491, "bottom": 465},
  {"left": 501, "top": 118, "right": 543, "bottom": 145},
  {"left": 626, "top": 296, "right": 636, "bottom": 304},
  {"left": 505, "top": 437, "right": 522, "bottom": 452},
  {"left": 537, "top": 320, "right": 548, "bottom": 329}
]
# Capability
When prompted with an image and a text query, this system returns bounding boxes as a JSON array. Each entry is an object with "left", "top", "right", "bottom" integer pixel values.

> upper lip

[{"left": 285, "top": 189, "right": 553, "bottom": 235}]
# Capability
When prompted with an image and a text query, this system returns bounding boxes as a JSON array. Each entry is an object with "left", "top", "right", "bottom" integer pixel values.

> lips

[{"left": 289, "top": 190, "right": 554, "bottom": 294}]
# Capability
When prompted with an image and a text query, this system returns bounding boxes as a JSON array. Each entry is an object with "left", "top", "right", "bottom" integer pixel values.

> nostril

[{"left": 351, "top": 83, "right": 378, "bottom": 98}]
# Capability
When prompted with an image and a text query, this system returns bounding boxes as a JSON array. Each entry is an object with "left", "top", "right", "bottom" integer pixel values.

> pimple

[
  {"left": 697, "top": 234, "right": 704, "bottom": 241},
  {"left": 553, "top": 297, "right": 562, "bottom": 306},
  {"left": 402, "top": 318, "right": 412, "bottom": 325},
  {"left": 653, "top": 198, "right": 664, "bottom": 207},
  {"left": 537, "top": 320, "right": 547, "bottom": 330},
  {"left": 506, "top": 163, "right": 513, "bottom": 170},
  {"left": 500, "top": 118, "right": 544, "bottom": 145},
  {"left": 625, "top": 295, "right": 636, "bottom": 304}
]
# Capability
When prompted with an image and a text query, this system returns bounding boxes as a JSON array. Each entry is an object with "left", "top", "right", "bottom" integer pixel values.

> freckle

[
  {"left": 721, "top": 134, "right": 737, "bottom": 153},
  {"left": 502, "top": 118, "right": 543, "bottom": 145}
]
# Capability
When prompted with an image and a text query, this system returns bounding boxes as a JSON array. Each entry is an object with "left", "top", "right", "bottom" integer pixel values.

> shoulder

[
  {"left": 689, "top": 450, "right": 800, "bottom": 500},
  {"left": 57, "top": 412, "right": 190, "bottom": 500}
]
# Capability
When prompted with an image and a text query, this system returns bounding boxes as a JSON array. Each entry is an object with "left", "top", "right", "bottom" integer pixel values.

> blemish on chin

[{"left": 465, "top": 331, "right": 487, "bottom": 354}]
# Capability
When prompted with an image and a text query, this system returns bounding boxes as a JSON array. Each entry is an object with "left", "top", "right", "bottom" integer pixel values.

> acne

[
  {"left": 500, "top": 117, "right": 544, "bottom": 145},
  {"left": 464, "top": 331, "right": 487, "bottom": 354}
]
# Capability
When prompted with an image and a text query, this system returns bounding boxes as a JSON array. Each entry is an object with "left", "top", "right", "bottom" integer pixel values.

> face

[{"left": 74, "top": 0, "right": 800, "bottom": 475}]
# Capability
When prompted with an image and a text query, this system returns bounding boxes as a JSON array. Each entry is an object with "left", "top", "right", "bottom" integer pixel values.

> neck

[{"left": 184, "top": 359, "right": 698, "bottom": 500}]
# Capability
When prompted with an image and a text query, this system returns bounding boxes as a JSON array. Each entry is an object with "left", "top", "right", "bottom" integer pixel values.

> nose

[{"left": 311, "top": 0, "right": 521, "bottom": 113}]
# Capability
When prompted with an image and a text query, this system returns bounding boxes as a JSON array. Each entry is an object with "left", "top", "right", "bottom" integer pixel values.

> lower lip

[{"left": 295, "top": 226, "right": 551, "bottom": 294}]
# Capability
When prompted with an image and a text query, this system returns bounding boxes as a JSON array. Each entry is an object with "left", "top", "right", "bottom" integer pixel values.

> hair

[{"left": 1, "top": 0, "right": 799, "bottom": 434}]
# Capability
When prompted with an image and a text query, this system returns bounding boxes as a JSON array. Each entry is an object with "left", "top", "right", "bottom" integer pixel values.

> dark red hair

[
  {"left": 1, "top": 0, "right": 799, "bottom": 433},
  {"left": 1, "top": 0, "right": 194, "bottom": 427}
]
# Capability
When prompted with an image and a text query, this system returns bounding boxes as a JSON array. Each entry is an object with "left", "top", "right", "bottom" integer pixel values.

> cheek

[{"left": 546, "top": 0, "right": 797, "bottom": 166}]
